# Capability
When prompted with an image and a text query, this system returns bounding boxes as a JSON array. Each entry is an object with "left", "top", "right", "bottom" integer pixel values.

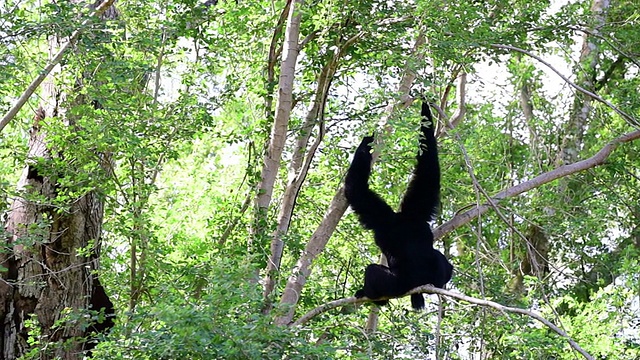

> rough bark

[
  {"left": 1, "top": 2, "right": 117, "bottom": 358},
  {"left": 1, "top": 111, "right": 114, "bottom": 359}
]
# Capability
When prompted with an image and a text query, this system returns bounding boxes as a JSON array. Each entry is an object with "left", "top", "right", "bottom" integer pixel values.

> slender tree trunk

[
  {"left": 557, "top": 0, "right": 615, "bottom": 304},
  {"left": 263, "top": 34, "right": 350, "bottom": 307},
  {"left": 250, "top": 0, "right": 303, "bottom": 255},
  {"left": 275, "top": 32, "right": 426, "bottom": 326},
  {"left": 557, "top": 0, "right": 610, "bottom": 167}
]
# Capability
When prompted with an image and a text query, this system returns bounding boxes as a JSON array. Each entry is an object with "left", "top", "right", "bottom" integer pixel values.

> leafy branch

[
  {"left": 490, "top": 43, "right": 639, "bottom": 127},
  {"left": 0, "top": 0, "right": 117, "bottom": 133}
]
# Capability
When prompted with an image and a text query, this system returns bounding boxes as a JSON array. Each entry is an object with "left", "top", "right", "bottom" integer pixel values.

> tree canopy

[{"left": 1, "top": 0, "right": 639, "bottom": 359}]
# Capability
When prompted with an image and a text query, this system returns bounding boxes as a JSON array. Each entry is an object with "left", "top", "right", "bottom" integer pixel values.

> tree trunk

[
  {"left": 1, "top": 2, "right": 117, "bottom": 358},
  {"left": 1, "top": 110, "right": 114, "bottom": 359},
  {"left": 250, "top": 0, "right": 303, "bottom": 255}
]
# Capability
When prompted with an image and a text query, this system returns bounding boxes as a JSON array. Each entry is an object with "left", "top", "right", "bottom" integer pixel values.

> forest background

[{"left": 1, "top": 0, "right": 639, "bottom": 359}]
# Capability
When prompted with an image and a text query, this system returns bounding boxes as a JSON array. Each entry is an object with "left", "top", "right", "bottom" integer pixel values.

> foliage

[{"left": 91, "top": 258, "right": 336, "bottom": 360}]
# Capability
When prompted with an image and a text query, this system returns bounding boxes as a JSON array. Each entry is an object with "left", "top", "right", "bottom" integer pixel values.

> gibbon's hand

[{"left": 357, "top": 135, "right": 375, "bottom": 156}]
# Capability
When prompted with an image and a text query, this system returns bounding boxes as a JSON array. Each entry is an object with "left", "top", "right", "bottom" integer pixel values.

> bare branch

[
  {"left": 434, "top": 129, "right": 640, "bottom": 240},
  {"left": 292, "top": 285, "right": 594, "bottom": 360},
  {"left": 0, "top": 0, "right": 117, "bottom": 133},
  {"left": 447, "top": 72, "right": 467, "bottom": 129},
  {"left": 491, "top": 43, "right": 639, "bottom": 127}
]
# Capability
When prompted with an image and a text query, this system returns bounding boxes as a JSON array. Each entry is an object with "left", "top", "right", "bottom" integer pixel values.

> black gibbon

[{"left": 344, "top": 101, "right": 453, "bottom": 309}]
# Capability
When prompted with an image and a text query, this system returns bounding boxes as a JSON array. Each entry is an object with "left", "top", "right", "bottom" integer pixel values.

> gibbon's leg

[
  {"left": 411, "top": 293, "right": 425, "bottom": 310},
  {"left": 355, "top": 264, "right": 404, "bottom": 305}
]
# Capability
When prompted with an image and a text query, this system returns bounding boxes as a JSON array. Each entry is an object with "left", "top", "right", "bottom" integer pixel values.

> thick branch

[
  {"left": 434, "top": 130, "right": 640, "bottom": 240},
  {"left": 0, "top": 0, "right": 116, "bottom": 133},
  {"left": 292, "top": 285, "right": 593, "bottom": 360}
]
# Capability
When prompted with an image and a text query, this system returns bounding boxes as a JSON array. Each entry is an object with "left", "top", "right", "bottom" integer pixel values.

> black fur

[
  {"left": 83, "top": 277, "right": 115, "bottom": 354},
  {"left": 344, "top": 101, "right": 453, "bottom": 310}
]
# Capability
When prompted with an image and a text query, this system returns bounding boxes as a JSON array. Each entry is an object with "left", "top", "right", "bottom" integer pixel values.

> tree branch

[
  {"left": 292, "top": 285, "right": 594, "bottom": 360},
  {"left": 490, "top": 43, "right": 639, "bottom": 127},
  {"left": 439, "top": 71, "right": 467, "bottom": 137},
  {"left": 434, "top": 129, "right": 640, "bottom": 240},
  {"left": 0, "top": 0, "right": 117, "bottom": 133},
  {"left": 567, "top": 26, "right": 640, "bottom": 69}
]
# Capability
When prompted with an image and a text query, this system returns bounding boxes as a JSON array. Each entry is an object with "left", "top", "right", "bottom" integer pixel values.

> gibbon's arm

[
  {"left": 345, "top": 136, "right": 395, "bottom": 230},
  {"left": 398, "top": 101, "right": 440, "bottom": 222}
]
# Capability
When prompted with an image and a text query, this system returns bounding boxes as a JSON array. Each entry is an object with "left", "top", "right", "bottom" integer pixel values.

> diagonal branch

[
  {"left": 0, "top": 0, "right": 116, "bottom": 133},
  {"left": 433, "top": 129, "right": 640, "bottom": 240},
  {"left": 490, "top": 44, "right": 638, "bottom": 127},
  {"left": 567, "top": 26, "right": 640, "bottom": 69}
]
